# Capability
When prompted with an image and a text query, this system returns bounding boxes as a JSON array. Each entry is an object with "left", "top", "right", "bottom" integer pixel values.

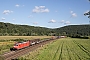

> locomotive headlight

[{"left": 13, "top": 46, "right": 16, "bottom": 47}]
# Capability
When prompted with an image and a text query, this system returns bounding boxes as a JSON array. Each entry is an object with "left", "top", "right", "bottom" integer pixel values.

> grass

[
  {"left": 0, "top": 36, "right": 53, "bottom": 55},
  {"left": 18, "top": 38, "right": 90, "bottom": 60},
  {"left": 0, "top": 41, "right": 14, "bottom": 54},
  {"left": 0, "top": 36, "right": 52, "bottom": 40}
]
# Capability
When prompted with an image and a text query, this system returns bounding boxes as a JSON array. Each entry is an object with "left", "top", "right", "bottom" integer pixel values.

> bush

[{"left": 71, "top": 36, "right": 89, "bottom": 39}]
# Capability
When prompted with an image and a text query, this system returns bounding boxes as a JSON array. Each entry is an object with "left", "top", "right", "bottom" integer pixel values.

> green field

[
  {"left": 0, "top": 36, "right": 52, "bottom": 40},
  {"left": 0, "top": 36, "right": 52, "bottom": 54},
  {"left": 19, "top": 38, "right": 90, "bottom": 60}
]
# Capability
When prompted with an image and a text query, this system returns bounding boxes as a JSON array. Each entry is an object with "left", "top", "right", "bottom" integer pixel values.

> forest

[
  {"left": 0, "top": 22, "right": 90, "bottom": 37},
  {"left": 54, "top": 25, "right": 90, "bottom": 37}
]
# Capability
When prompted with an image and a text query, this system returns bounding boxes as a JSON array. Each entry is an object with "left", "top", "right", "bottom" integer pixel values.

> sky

[{"left": 0, "top": 0, "right": 90, "bottom": 28}]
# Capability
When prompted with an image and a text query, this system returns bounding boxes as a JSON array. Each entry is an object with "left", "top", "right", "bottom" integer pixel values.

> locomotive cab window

[{"left": 15, "top": 44, "right": 18, "bottom": 46}]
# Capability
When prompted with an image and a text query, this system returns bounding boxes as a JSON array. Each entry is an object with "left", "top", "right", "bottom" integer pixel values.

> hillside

[
  {"left": 0, "top": 22, "right": 90, "bottom": 36},
  {"left": 0, "top": 22, "right": 52, "bottom": 36},
  {"left": 54, "top": 25, "right": 90, "bottom": 36}
]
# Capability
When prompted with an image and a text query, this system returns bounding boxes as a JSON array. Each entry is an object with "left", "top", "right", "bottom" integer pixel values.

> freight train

[{"left": 10, "top": 36, "right": 60, "bottom": 51}]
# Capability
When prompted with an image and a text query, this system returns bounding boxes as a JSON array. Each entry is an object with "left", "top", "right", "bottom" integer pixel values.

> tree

[
  {"left": 84, "top": 0, "right": 90, "bottom": 23},
  {"left": 84, "top": 11, "right": 90, "bottom": 19}
]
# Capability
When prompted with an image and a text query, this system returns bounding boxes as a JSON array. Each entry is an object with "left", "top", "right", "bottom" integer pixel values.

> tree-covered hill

[
  {"left": 0, "top": 22, "right": 52, "bottom": 36},
  {"left": 54, "top": 25, "right": 90, "bottom": 36},
  {"left": 0, "top": 22, "right": 90, "bottom": 36}
]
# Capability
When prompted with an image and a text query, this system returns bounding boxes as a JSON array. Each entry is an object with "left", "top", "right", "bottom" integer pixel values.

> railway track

[{"left": 0, "top": 39, "right": 57, "bottom": 60}]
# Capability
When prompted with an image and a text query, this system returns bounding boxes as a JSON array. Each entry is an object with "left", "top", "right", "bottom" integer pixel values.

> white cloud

[
  {"left": 33, "top": 6, "right": 39, "bottom": 12},
  {"left": 1, "top": 17, "right": 5, "bottom": 20},
  {"left": 41, "top": 9, "right": 49, "bottom": 13},
  {"left": 72, "top": 13, "right": 77, "bottom": 17},
  {"left": 32, "top": 6, "right": 49, "bottom": 13},
  {"left": 15, "top": 4, "right": 25, "bottom": 7},
  {"left": 59, "top": 20, "right": 70, "bottom": 24},
  {"left": 48, "top": 19, "right": 56, "bottom": 23},
  {"left": 64, "top": 21, "right": 70, "bottom": 24},
  {"left": 33, "top": 22, "right": 38, "bottom": 25},
  {"left": 15, "top": 4, "right": 20, "bottom": 7},
  {"left": 70, "top": 11, "right": 77, "bottom": 17},
  {"left": 3, "top": 10, "right": 13, "bottom": 15},
  {"left": 39, "top": 6, "right": 45, "bottom": 8}
]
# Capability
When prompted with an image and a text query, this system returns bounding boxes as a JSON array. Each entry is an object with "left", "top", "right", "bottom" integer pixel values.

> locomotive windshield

[{"left": 14, "top": 44, "right": 18, "bottom": 46}]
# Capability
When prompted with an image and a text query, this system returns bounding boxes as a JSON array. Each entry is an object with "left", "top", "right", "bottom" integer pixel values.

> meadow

[
  {"left": 0, "top": 36, "right": 52, "bottom": 40},
  {"left": 0, "top": 36, "right": 52, "bottom": 54},
  {"left": 19, "top": 38, "right": 90, "bottom": 60}
]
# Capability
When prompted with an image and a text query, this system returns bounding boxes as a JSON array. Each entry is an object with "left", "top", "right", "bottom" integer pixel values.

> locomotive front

[{"left": 10, "top": 43, "right": 19, "bottom": 51}]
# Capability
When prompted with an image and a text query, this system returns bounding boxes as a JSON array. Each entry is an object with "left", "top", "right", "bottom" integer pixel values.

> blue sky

[{"left": 0, "top": 0, "right": 90, "bottom": 28}]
